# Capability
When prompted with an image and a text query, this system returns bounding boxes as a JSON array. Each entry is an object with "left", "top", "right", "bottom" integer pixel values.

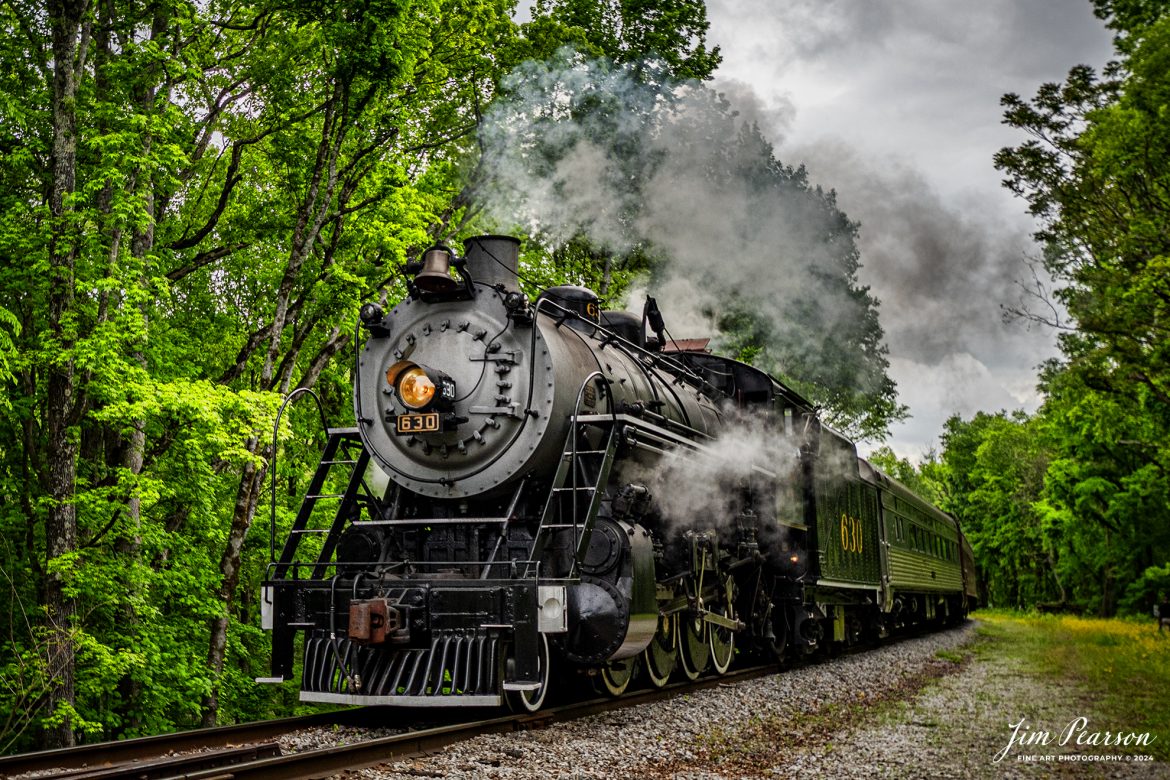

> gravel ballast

[
  {"left": 21, "top": 620, "right": 1165, "bottom": 779},
  {"left": 292, "top": 621, "right": 1167, "bottom": 779}
]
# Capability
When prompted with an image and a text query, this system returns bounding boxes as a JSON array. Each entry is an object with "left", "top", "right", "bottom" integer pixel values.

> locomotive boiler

[{"left": 260, "top": 235, "right": 976, "bottom": 711}]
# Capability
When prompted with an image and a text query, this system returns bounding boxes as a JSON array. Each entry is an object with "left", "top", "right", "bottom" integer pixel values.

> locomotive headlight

[
  {"left": 385, "top": 360, "right": 456, "bottom": 411},
  {"left": 397, "top": 366, "right": 437, "bottom": 409}
]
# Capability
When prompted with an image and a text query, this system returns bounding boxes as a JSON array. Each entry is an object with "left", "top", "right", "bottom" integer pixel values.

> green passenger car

[{"left": 859, "top": 460, "right": 966, "bottom": 621}]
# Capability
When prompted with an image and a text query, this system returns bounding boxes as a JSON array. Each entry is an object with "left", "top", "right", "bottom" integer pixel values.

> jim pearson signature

[{"left": 993, "top": 717, "right": 1157, "bottom": 764}]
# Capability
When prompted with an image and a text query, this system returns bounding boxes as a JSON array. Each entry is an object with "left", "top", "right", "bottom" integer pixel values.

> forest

[
  {"left": 0, "top": 0, "right": 1166, "bottom": 753},
  {"left": 870, "top": 0, "right": 1170, "bottom": 620}
]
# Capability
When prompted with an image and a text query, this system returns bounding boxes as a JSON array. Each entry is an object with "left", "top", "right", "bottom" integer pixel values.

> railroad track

[
  {"left": 0, "top": 707, "right": 387, "bottom": 778},
  {"left": 2, "top": 664, "right": 780, "bottom": 780},
  {"left": 3, "top": 626, "right": 956, "bottom": 780},
  {"left": 178, "top": 664, "right": 782, "bottom": 780}
]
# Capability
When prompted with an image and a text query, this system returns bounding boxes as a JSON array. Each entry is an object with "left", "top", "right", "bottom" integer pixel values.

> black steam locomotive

[{"left": 259, "top": 235, "right": 977, "bottom": 711}]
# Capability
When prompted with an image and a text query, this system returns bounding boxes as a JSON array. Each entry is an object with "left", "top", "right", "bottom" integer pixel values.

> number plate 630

[{"left": 395, "top": 413, "right": 439, "bottom": 434}]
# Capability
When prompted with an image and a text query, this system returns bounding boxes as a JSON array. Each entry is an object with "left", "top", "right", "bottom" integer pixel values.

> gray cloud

[
  {"left": 703, "top": 0, "right": 1114, "bottom": 457},
  {"left": 707, "top": 0, "right": 1115, "bottom": 198},
  {"left": 786, "top": 141, "right": 1057, "bottom": 460},
  {"left": 792, "top": 141, "right": 1036, "bottom": 367}
]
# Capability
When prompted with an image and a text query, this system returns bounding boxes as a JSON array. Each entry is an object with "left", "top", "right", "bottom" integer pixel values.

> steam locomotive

[{"left": 259, "top": 235, "right": 977, "bottom": 711}]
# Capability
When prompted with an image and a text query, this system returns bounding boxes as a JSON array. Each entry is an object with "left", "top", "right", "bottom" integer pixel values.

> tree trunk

[
  {"left": 1047, "top": 551, "right": 1067, "bottom": 606},
  {"left": 201, "top": 455, "right": 265, "bottom": 727},
  {"left": 42, "top": 0, "right": 89, "bottom": 750},
  {"left": 201, "top": 86, "right": 348, "bottom": 727}
]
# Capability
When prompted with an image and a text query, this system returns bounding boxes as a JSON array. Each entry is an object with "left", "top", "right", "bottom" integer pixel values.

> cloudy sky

[{"left": 701, "top": 1, "right": 1115, "bottom": 458}]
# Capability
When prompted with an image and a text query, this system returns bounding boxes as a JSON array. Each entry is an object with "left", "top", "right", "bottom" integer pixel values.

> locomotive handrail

[
  {"left": 521, "top": 369, "right": 619, "bottom": 582},
  {"left": 269, "top": 387, "right": 331, "bottom": 565},
  {"left": 568, "top": 370, "right": 610, "bottom": 568},
  {"left": 265, "top": 426, "right": 376, "bottom": 584}
]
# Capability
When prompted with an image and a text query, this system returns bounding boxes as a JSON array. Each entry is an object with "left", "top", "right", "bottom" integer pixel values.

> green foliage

[
  {"left": 523, "top": 0, "right": 721, "bottom": 80},
  {"left": 936, "top": 394, "right": 1169, "bottom": 615},
  {"left": 0, "top": 304, "right": 17, "bottom": 399},
  {"left": 984, "top": 3, "right": 1170, "bottom": 617},
  {"left": 1122, "top": 563, "right": 1170, "bottom": 614},
  {"left": 938, "top": 412, "right": 1058, "bottom": 609},
  {"left": 0, "top": 0, "right": 745, "bottom": 750},
  {"left": 0, "top": 0, "right": 530, "bottom": 749},
  {"left": 865, "top": 446, "right": 944, "bottom": 505}
]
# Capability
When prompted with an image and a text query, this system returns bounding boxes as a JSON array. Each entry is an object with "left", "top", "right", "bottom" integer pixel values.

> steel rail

[
  {"left": 8, "top": 624, "right": 970, "bottom": 780},
  {"left": 0, "top": 708, "right": 372, "bottom": 777},
  {"left": 39, "top": 743, "right": 282, "bottom": 780},
  {"left": 165, "top": 625, "right": 969, "bottom": 780},
  {"left": 172, "top": 664, "right": 782, "bottom": 780}
]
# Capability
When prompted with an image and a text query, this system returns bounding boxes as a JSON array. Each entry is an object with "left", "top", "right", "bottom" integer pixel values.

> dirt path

[{"left": 761, "top": 624, "right": 1169, "bottom": 779}]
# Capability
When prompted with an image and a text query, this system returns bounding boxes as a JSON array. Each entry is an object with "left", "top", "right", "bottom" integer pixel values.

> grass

[
  {"left": 657, "top": 614, "right": 1170, "bottom": 776},
  {"left": 974, "top": 609, "right": 1170, "bottom": 760},
  {"left": 934, "top": 648, "right": 967, "bottom": 664},
  {"left": 682, "top": 650, "right": 966, "bottom": 777}
]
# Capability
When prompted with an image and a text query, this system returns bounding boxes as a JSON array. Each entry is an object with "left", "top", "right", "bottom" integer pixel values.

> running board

[{"left": 301, "top": 691, "right": 502, "bottom": 707}]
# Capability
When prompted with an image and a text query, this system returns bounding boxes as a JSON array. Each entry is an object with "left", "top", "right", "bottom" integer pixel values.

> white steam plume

[{"left": 474, "top": 52, "right": 877, "bottom": 380}]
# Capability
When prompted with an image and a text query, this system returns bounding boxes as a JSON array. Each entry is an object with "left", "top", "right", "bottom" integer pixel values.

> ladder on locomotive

[
  {"left": 270, "top": 428, "right": 379, "bottom": 581},
  {"left": 269, "top": 379, "right": 618, "bottom": 583},
  {"left": 524, "top": 373, "right": 619, "bottom": 581}
]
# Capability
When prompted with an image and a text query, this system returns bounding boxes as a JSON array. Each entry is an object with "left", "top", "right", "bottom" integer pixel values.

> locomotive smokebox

[{"left": 464, "top": 235, "right": 520, "bottom": 292}]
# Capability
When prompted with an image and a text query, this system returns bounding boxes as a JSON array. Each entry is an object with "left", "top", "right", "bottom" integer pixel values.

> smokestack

[{"left": 464, "top": 235, "right": 520, "bottom": 292}]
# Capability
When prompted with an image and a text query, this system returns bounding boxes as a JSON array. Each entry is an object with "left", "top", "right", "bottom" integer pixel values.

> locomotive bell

[{"left": 414, "top": 246, "right": 459, "bottom": 293}]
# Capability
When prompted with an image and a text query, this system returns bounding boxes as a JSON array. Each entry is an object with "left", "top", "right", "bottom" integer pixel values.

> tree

[
  {"left": 521, "top": 0, "right": 721, "bottom": 80},
  {"left": 993, "top": 1, "right": 1170, "bottom": 614},
  {"left": 866, "top": 446, "right": 944, "bottom": 505},
  {"left": 938, "top": 412, "right": 1058, "bottom": 609},
  {"left": 708, "top": 142, "right": 906, "bottom": 442},
  {"left": 0, "top": 0, "right": 524, "bottom": 747},
  {"left": 40, "top": 0, "right": 88, "bottom": 748},
  {"left": 1034, "top": 362, "right": 1170, "bottom": 615},
  {"left": 0, "top": 0, "right": 292, "bottom": 745}
]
